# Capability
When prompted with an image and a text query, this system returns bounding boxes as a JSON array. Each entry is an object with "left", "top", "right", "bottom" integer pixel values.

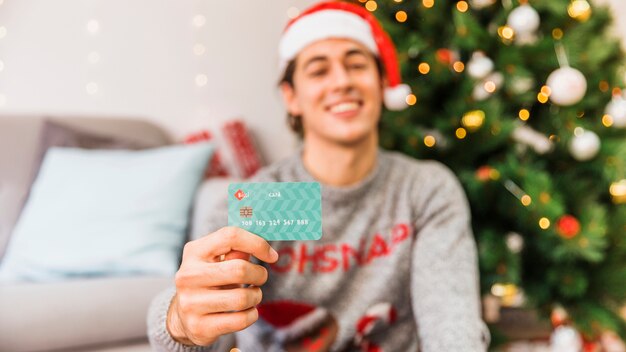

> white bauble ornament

[
  {"left": 509, "top": 76, "right": 535, "bottom": 94},
  {"left": 473, "top": 84, "right": 491, "bottom": 101},
  {"left": 569, "top": 129, "right": 600, "bottom": 161},
  {"left": 467, "top": 52, "right": 494, "bottom": 80},
  {"left": 516, "top": 32, "right": 539, "bottom": 46},
  {"left": 505, "top": 232, "right": 524, "bottom": 253},
  {"left": 470, "top": 0, "right": 496, "bottom": 10},
  {"left": 485, "top": 72, "right": 504, "bottom": 89},
  {"left": 507, "top": 4, "right": 541, "bottom": 36},
  {"left": 550, "top": 326, "right": 582, "bottom": 352},
  {"left": 605, "top": 96, "right": 626, "bottom": 128},
  {"left": 512, "top": 125, "right": 553, "bottom": 154},
  {"left": 546, "top": 67, "right": 587, "bottom": 106}
]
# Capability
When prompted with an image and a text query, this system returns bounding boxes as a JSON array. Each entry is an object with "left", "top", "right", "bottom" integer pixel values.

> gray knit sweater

[{"left": 147, "top": 149, "right": 489, "bottom": 351}]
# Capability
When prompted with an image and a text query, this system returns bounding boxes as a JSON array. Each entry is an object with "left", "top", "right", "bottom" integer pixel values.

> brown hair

[{"left": 278, "top": 56, "right": 385, "bottom": 137}]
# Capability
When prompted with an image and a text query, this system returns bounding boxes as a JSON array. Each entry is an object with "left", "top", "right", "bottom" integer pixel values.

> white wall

[
  {"left": 0, "top": 0, "right": 624, "bottom": 163},
  {"left": 0, "top": 0, "right": 316, "bottom": 163}
]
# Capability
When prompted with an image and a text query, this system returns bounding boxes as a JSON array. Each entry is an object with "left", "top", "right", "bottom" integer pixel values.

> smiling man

[{"left": 148, "top": 2, "right": 489, "bottom": 351}]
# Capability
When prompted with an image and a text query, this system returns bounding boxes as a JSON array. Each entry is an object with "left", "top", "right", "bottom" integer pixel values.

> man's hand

[{"left": 166, "top": 226, "right": 279, "bottom": 346}]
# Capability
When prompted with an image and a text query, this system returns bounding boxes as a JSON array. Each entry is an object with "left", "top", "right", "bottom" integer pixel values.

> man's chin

[{"left": 328, "top": 130, "right": 377, "bottom": 148}]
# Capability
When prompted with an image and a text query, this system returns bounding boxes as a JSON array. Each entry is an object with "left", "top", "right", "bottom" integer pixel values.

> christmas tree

[{"left": 358, "top": 0, "right": 626, "bottom": 346}]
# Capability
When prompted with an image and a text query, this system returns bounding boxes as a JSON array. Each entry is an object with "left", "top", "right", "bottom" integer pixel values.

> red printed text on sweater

[{"left": 270, "top": 223, "right": 412, "bottom": 274}]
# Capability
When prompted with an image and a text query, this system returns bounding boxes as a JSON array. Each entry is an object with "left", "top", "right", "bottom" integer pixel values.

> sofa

[{"left": 0, "top": 115, "right": 230, "bottom": 352}]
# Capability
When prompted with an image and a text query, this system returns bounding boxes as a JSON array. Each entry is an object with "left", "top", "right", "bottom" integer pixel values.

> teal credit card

[{"left": 228, "top": 182, "right": 322, "bottom": 241}]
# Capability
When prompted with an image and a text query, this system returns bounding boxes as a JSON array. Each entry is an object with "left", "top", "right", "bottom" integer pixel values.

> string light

[
  {"left": 537, "top": 92, "right": 549, "bottom": 104},
  {"left": 521, "top": 195, "right": 532, "bottom": 206},
  {"left": 602, "top": 114, "right": 613, "bottom": 127},
  {"left": 453, "top": 61, "right": 465, "bottom": 72},
  {"left": 424, "top": 135, "right": 436, "bottom": 147},
  {"left": 422, "top": 0, "right": 434, "bottom": 8},
  {"left": 498, "top": 26, "right": 515, "bottom": 40},
  {"left": 456, "top": 127, "right": 467, "bottom": 139},
  {"left": 519, "top": 109, "right": 530, "bottom": 121},
  {"left": 87, "top": 51, "right": 100, "bottom": 64},
  {"left": 539, "top": 217, "right": 551, "bottom": 229},
  {"left": 462, "top": 110, "right": 485, "bottom": 132},
  {"left": 192, "top": 15, "right": 206, "bottom": 27},
  {"left": 456, "top": 1, "right": 469, "bottom": 12},
  {"left": 86, "top": 20, "right": 100, "bottom": 34},
  {"left": 610, "top": 179, "right": 626, "bottom": 204},
  {"left": 405, "top": 94, "right": 417, "bottom": 106},
  {"left": 491, "top": 283, "right": 516, "bottom": 297},
  {"left": 86, "top": 82, "right": 98, "bottom": 95},
  {"left": 574, "top": 127, "right": 584, "bottom": 137},
  {"left": 193, "top": 44, "right": 206, "bottom": 56},
  {"left": 195, "top": 74, "right": 208, "bottom": 87},
  {"left": 365, "top": 0, "right": 377, "bottom": 11},
  {"left": 568, "top": 0, "right": 592, "bottom": 22},
  {"left": 599, "top": 80, "right": 609, "bottom": 92},
  {"left": 418, "top": 62, "right": 431, "bottom": 74},
  {"left": 396, "top": 11, "right": 408, "bottom": 23},
  {"left": 552, "top": 28, "right": 564, "bottom": 40},
  {"left": 484, "top": 81, "right": 497, "bottom": 93}
]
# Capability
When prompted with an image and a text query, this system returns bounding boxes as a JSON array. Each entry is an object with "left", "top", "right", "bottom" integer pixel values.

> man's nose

[{"left": 329, "top": 64, "right": 352, "bottom": 90}]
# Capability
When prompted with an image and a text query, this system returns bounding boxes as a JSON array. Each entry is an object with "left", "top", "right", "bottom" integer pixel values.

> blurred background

[{"left": 1, "top": 1, "right": 626, "bottom": 351}]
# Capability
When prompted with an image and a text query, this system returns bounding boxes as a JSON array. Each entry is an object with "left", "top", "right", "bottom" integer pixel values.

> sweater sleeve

[
  {"left": 147, "top": 286, "right": 236, "bottom": 352},
  {"left": 147, "top": 193, "right": 235, "bottom": 351},
  {"left": 410, "top": 162, "right": 489, "bottom": 351}
]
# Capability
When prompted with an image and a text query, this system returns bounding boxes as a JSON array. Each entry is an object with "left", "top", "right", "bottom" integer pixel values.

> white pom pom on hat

[{"left": 278, "top": 1, "right": 412, "bottom": 111}]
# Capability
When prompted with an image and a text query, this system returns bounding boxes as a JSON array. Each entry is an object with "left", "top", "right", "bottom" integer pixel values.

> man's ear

[{"left": 280, "top": 82, "right": 302, "bottom": 117}]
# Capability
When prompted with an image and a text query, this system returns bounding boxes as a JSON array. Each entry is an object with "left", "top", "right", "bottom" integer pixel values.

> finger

[
  {"left": 176, "top": 259, "right": 269, "bottom": 288},
  {"left": 223, "top": 250, "right": 250, "bottom": 262},
  {"left": 186, "top": 307, "right": 259, "bottom": 345},
  {"left": 181, "top": 287, "right": 262, "bottom": 314},
  {"left": 219, "top": 250, "right": 251, "bottom": 290},
  {"left": 192, "top": 227, "right": 278, "bottom": 263}
]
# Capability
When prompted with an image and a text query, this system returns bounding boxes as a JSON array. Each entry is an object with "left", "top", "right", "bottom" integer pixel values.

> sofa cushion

[
  {"left": 0, "top": 115, "right": 172, "bottom": 260},
  {"left": 0, "top": 276, "right": 172, "bottom": 352},
  {"left": 190, "top": 177, "right": 234, "bottom": 241},
  {"left": 0, "top": 143, "right": 214, "bottom": 282}
]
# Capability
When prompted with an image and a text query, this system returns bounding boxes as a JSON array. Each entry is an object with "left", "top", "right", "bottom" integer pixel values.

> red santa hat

[{"left": 279, "top": 1, "right": 412, "bottom": 111}]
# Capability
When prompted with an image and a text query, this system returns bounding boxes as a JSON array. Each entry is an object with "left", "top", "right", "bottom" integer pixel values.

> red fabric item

[
  {"left": 284, "top": 1, "right": 402, "bottom": 89},
  {"left": 258, "top": 301, "right": 317, "bottom": 328},
  {"left": 222, "top": 120, "right": 262, "bottom": 178},
  {"left": 184, "top": 130, "right": 229, "bottom": 177}
]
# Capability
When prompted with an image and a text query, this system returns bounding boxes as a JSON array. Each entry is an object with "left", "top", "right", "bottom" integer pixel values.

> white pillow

[{"left": 0, "top": 143, "right": 214, "bottom": 282}]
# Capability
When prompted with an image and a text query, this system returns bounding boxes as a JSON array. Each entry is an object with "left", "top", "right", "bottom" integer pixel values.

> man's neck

[{"left": 301, "top": 134, "right": 378, "bottom": 187}]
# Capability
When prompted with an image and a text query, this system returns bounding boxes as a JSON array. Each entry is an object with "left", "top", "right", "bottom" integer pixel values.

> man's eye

[
  {"left": 349, "top": 63, "right": 367, "bottom": 70},
  {"left": 310, "top": 69, "right": 326, "bottom": 77}
]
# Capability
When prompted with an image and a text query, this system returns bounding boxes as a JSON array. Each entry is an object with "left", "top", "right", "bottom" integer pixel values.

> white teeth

[{"left": 330, "top": 102, "right": 359, "bottom": 113}]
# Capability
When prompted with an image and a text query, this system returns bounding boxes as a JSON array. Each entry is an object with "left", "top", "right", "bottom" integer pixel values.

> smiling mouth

[{"left": 328, "top": 101, "right": 362, "bottom": 114}]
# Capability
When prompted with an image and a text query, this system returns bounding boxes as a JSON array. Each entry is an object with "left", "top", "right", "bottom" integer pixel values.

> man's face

[{"left": 281, "top": 38, "right": 384, "bottom": 146}]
